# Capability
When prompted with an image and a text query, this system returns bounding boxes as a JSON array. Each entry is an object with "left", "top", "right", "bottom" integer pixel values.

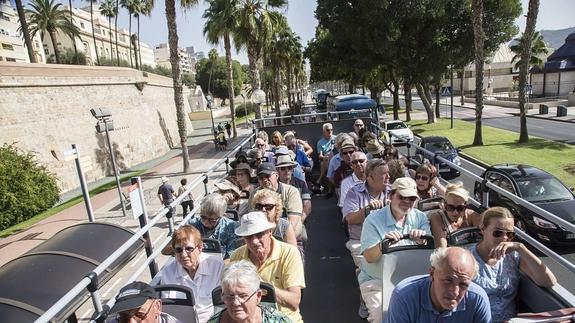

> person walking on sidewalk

[
  {"left": 225, "top": 121, "right": 232, "bottom": 138},
  {"left": 178, "top": 178, "right": 194, "bottom": 216},
  {"left": 158, "top": 176, "right": 176, "bottom": 217}
]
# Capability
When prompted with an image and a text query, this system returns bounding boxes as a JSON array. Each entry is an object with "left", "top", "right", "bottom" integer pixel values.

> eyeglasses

[
  {"left": 492, "top": 230, "right": 515, "bottom": 239},
  {"left": 200, "top": 216, "right": 220, "bottom": 224},
  {"left": 354, "top": 124, "right": 364, "bottom": 127},
  {"left": 117, "top": 301, "right": 154, "bottom": 322},
  {"left": 341, "top": 150, "right": 355, "bottom": 155},
  {"left": 174, "top": 245, "right": 197, "bottom": 254},
  {"left": 415, "top": 175, "right": 430, "bottom": 181},
  {"left": 255, "top": 203, "right": 276, "bottom": 211},
  {"left": 222, "top": 290, "right": 258, "bottom": 304},
  {"left": 351, "top": 159, "right": 366, "bottom": 165},
  {"left": 398, "top": 195, "right": 418, "bottom": 202},
  {"left": 277, "top": 166, "right": 293, "bottom": 171},
  {"left": 445, "top": 204, "right": 467, "bottom": 213}
]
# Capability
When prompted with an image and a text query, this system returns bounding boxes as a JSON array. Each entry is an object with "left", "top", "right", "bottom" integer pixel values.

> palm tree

[
  {"left": 15, "top": 0, "right": 37, "bottom": 62},
  {"left": 165, "top": 0, "right": 197, "bottom": 172},
  {"left": 203, "top": 0, "right": 239, "bottom": 137},
  {"left": 87, "top": 0, "right": 100, "bottom": 65},
  {"left": 471, "top": 0, "right": 484, "bottom": 146},
  {"left": 67, "top": 0, "right": 79, "bottom": 63},
  {"left": 26, "top": 0, "right": 80, "bottom": 64},
  {"left": 234, "top": 0, "right": 288, "bottom": 119},
  {"left": 121, "top": 0, "right": 139, "bottom": 68},
  {"left": 517, "top": 0, "right": 540, "bottom": 143},
  {"left": 99, "top": 0, "right": 117, "bottom": 61},
  {"left": 114, "top": 0, "right": 120, "bottom": 64},
  {"left": 136, "top": 0, "right": 153, "bottom": 70},
  {"left": 510, "top": 31, "right": 548, "bottom": 70}
]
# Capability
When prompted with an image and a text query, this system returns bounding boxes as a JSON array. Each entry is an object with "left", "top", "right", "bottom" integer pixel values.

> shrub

[
  {"left": 0, "top": 144, "right": 59, "bottom": 231},
  {"left": 235, "top": 102, "right": 258, "bottom": 118},
  {"left": 46, "top": 48, "right": 87, "bottom": 65},
  {"left": 97, "top": 56, "right": 131, "bottom": 67}
]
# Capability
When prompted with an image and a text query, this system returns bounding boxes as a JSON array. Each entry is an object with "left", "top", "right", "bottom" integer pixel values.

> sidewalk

[{"left": 0, "top": 109, "right": 251, "bottom": 267}]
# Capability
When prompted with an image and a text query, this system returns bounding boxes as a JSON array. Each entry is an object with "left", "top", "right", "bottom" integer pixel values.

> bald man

[{"left": 383, "top": 247, "right": 492, "bottom": 323}]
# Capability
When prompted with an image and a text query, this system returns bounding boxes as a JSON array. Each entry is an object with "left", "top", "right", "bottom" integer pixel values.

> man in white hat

[
  {"left": 276, "top": 154, "right": 312, "bottom": 220},
  {"left": 230, "top": 211, "right": 305, "bottom": 323},
  {"left": 158, "top": 176, "right": 176, "bottom": 217},
  {"left": 358, "top": 177, "right": 431, "bottom": 323}
]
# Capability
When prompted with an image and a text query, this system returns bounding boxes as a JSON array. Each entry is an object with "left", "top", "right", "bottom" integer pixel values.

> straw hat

[{"left": 366, "top": 140, "right": 385, "bottom": 155}]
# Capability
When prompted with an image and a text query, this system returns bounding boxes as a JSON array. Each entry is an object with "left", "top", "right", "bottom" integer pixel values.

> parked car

[
  {"left": 327, "top": 94, "right": 375, "bottom": 120},
  {"left": 473, "top": 164, "right": 575, "bottom": 245},
  {"left": 414, "top": 136, "right": 461, "bottom": 179},
  {"left": 315, "top": 90, "right": 330, "bottom": 111},
  {"left": 381, "top": 120, "right": 414, "bottom": 145}
]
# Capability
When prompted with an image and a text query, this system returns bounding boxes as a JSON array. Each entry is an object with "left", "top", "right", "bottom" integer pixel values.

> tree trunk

[
  {"left": 68, "top": 0, "right": 78, "bottom": 64},
  {"left": 108, "top": 17, "right": 113, "bottom": 59},
  {"left": 49, "top": 30, "right": 61, "bottom": 64},
  {"left": 128, "top": 16, "right": 133, "bottom": 68},
  {"left": 416, "top": 82, "right": 435, "bottom": 124},
  {"left": 389, "top": 79, "right": 400, "bottom": 120},
  {"left": 165, "top": 0, "right": 190, "bottom": 172},
  {"left": 247, "top": 45, "right": 262, "bottom": 119},
  {"left": 131, "top": 34, "right": 139, "bottom": 69},
  {"left": 460, "top": 68, "right": 465, "bottom": 105},
  {"left": 114, "top": 0, "right": 120, "bottom": 65},
  {"left": 435, "top": 85, "right": 441, "bottom": 118},
  {"left": 137, "top": 16, "right": 142, "bottom": 69},
  {"left": 90, "top": 1, "right": 100, "bottom": 65},
  {"left": 274, "top": 66, "right": 281, "bottom": 118},
  {"left": 518, "top": 0, "right": 539, "bottom": 143},
  {"left": 404, "top": 81, "right": 412, "bottom": 122},
  {"left": 15, "top": 0, "right": 36, "bottom": 62},
  {"left": 224, "top": 33, "right": 237, "bottom": 137},
  {"left": 472, "top": 0, "right": 484, "bottom": 146}
]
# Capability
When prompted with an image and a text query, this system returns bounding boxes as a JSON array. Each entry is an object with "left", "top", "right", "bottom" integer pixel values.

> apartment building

[
  {"left": 154, "top": 43, "right": 193, "bottom": 74},
  {"left": 0, "top": 0, "right": 45, "bottom": 63}
]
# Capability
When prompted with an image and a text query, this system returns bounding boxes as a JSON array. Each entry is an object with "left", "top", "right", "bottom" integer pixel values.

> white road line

[{"left": 102, "top": 277, "right": 124, "bottom": 298}]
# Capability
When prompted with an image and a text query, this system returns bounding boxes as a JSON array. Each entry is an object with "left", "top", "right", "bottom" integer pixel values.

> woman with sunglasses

[
  {"left": 160, "top": 225, "right": 224, "bottom": 323},
  {"left": 429, "top": 182, "right": 482, "bottom": 248},
  {"left": 250, "top": 189, "right": 297, "bottom": 247},
  {"left": 413, "top": 162, "right": 445, "bottom": 200},
  {"left": 471, "top": 207, "right": 557, "bottom": 323},
  {"left": 207, "top": 260, "right": 291, "bottom": 323}
]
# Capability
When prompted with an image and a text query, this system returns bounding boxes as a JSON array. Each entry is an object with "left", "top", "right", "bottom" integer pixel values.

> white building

[
  {"left": 0, "top": 0, "right": 45, "bottom": 63},
  {"left": 531, "top": 33, "right": 575, "bottom": 97},
  {"left": 154, "top": 43, "right": 193, "bottom": 73}
]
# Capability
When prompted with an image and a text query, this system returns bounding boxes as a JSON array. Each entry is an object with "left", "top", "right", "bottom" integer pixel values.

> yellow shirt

[{"left": 230, "top": 237, "right": 306, "bottom": 323}]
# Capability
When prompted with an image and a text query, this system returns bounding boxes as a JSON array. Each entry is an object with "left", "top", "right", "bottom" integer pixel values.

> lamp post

[
  {"left": 251, "top": 89, "right": 266, "bottom": 127},
  {"left": 206, "top": 93, "right": 216, "bottom": 141},
  {"left": 240, "top": 93, "right": 248, "bottom": 128},
  {"left": 450, "top": 65, "right": 454, "bottom": 129},
  {"left": 90, "top": 108, "right": 127, "bottom": 217}
]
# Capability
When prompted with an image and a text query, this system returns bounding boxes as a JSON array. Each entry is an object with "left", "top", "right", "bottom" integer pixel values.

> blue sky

[{"left": 30, "top": 0, "right": 575, "bottom": 64}]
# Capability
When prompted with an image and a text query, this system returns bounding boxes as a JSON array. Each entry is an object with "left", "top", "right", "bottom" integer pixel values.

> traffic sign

[
  {"left": 63, "top": 148, "right": 78, "bottom": 161},
  {"left": 129, "top": 183, "right": 143, "bottom": 219}
]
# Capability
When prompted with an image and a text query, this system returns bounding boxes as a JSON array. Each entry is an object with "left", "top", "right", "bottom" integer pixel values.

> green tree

[
  {"left": 517, "top": 0, "right": 540, "bottom": 143},
  {"left": 15, "top": 0, "right": 36, "bottom": 62},
  {"left": 510, "top": 31, "right": 548, "bottom": 70},
  {"left": 165, "top": 0, "right": 198, "bottom": 172},
  {"left": 196, "top": 56, "right": 244, "bottom": 104},
  {"left": 121, "top": 0, "right": 139, "bottom": 68},
  {"left": 67, "top": 0, "right": 79, "bottom": 63},
  {"left": 99, "top": 0, "right": 118, "bottom": 62},
  {"left": 46, "top": 47, "right": 87, "bottom": 64},
  {"left": 26, "top": 0, "right": 80, "bottom": 64},
  {"left": 203, "top": 0, "right": 239, "bottom": 137}
]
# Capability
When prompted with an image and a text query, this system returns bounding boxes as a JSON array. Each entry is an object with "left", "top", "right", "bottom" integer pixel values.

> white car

[{"left": 382, "top": 120, "right": 414, "bottom": 145}]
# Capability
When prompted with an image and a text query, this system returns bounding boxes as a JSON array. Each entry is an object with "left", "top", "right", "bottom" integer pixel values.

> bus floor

[{"left": 300, "top": 195, "right": 366, "bottom": 323}]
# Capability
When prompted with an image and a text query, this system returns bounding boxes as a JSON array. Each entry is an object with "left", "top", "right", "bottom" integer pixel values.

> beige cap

[{"left": 392, "top": 177, "right": 418, "bottom": 198}]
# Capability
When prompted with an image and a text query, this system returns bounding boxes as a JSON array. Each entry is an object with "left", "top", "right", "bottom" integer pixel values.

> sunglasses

[
  {"left": 200, "top": 216, "right": 220, "bottom": 224},
  {"left": 445, "top": 204, "right": 467, "bottom": 212},
  {"left": 398, "top": 195, "right": 418, "bottom": 202},
  {"left": 492, "top": 230, "right": 515, "bottom": 239},
  {"left": 354, "top": 124, "right": 364, "bottom": 127},
  {"left": 326, "top": 128, "right": 333, "bottom": 131},
  {"left": 351, "top": 159, "right": 366, "bottom": 165},
  {"left": 415, "top": 175, "right": 430, "bottom": 181},
  {"left": 174, "top": 246, "right": 196, "bottom": 254},
  {"left": 255, "top": 203, "right": 276, "bottom": 211}
]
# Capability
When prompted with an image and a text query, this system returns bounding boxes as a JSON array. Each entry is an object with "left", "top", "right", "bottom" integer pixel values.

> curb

[{"left": 515, "top": 113, "right": 575, "bottom": 124}]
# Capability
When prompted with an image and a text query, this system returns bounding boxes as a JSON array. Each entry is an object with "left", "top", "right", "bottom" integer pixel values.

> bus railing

[{"left": 34, "top": 133, "right": 255, "bottom": 323}]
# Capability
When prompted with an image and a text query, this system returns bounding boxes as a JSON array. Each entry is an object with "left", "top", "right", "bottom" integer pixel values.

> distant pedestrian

[
  {"left": 217, "top": 122, "right": 224, "bottom": 132},
  {"left": 158, "top": 176, "right": 176, "bottom": 217},
  {"left": 217, "top": 131, "right": 227, "bottom": 151},
  {"left": 178, "top": 178, "right": 194, "bottom": 216},
  {"left": 225, "top": 121, "right": 232, "bottom": 138}
]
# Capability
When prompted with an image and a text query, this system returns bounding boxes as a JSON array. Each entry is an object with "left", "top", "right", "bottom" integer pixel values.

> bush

[
  {"left": 46, "top": 48, "right": 87, "bottom": 65},
  {"left": 0, "top": 144, "right": 59, "bottom": 231},
  {"left": 235, "top": 102, "right": 258, "bottom": 118},
  {"left": 97, "top": 56, "right": 131, "bottom": 68}
]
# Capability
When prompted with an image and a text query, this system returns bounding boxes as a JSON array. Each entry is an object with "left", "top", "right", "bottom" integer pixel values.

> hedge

[
  {"left": 235, "top": 102, "right": 259, "bottom": 118},
  {"left": 0, "top": 144, "right": 59, "bottom": 231}
]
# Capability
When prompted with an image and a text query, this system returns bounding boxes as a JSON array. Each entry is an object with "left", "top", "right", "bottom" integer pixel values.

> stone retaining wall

[{"left": 0, "top": 62, "right": 193, "bottom": 193}]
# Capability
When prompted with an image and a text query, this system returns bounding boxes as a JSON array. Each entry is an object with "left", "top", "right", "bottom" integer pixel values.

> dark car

[
  {"left": 415, "top": 136, "right": 461, "bottom": 179},
  {"left": 474, "top": 164, "right": 575, "bottom": 245}
]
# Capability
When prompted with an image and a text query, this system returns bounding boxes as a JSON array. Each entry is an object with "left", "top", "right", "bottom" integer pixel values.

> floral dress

[{"left": 207, "top": 305, "right": 293, "bottom": 323}]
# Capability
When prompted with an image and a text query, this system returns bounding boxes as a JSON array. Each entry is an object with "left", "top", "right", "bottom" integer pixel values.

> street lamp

[
  {"left": 206, "top": 93, "right": 216, "bottom": 140},
  {"left": 240, "top": 93, "right": 248, "bottom": 128},
  {"left": 90, "top": 108, "right": 127, "bottom": 217},
  {"left": 251, "top": 89, "right": 266, "bottom": 126}
]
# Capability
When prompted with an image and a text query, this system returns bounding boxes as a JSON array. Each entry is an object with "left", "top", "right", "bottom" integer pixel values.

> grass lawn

[
  {"left": 408, "top": 119, "right": 575, "bottom": 188},
  {"left": 0, "top": 170, "right": 145, "bottom": 238}
]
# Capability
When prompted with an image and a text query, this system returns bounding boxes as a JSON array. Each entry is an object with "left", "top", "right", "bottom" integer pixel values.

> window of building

[
  {"left": 0, "top": 56, "right": 3, "bottom": 61},
  {"left": 94, "top": 28, "right": 101, "bottom": 34},
  {"left": 2, "top": 43, "right": 14, "bottom": 50},
  {"left": 0, "top": 12, "right": 10, "bottom": 22},
  {"left": 80, "top": 22, "right": 85, "bottom": 29},
  {"left": 6, "top": 57, "right": 16, "bottom": 62},
  {"left": 44, "top": 49, "right": 48, "bottom": 54}
]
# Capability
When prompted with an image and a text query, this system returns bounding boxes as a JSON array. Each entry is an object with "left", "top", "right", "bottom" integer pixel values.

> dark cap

[
  {"left": 108, "top": 281, "right": 157, "bottom": 316},
  {"left": 257, "top": 163, "right": 276, "bottom": 176}
]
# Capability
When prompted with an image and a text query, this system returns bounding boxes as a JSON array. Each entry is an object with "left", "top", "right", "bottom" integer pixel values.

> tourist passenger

[
  {"left": 251, "top": 188, "right": 297, "bottom": 247},
  {"left": 274, "top": 146, "right": 305, "bottom": 182},
  {"left": 270, "top": 131, "right": 283, "bottom": 150},
  {"left": 254, "top": 137, "right": 275, "bottom": 166},
  {"left": 229, "top": 163, "right": 255, "bottom": 194},
  {"left": 159, "top": 225, "right": 224, "bottom": 323},
  {"left": 413, "top": 162, "right": 446, "bottom": 200},
  {"left": 316, "top": 122, "right": 335, "bottom": 186},
  {"left": 430, "top": 182, "right": 482, "bottom": 248},
  {"left": 333, "top": 139, "right": 357, "bottom": 197},
  {"left": 230, "top": 211, "right": 305, "bottom": 323},
  {"left": 207, "top": 260, "right": 292, "bottom": 323},
  {"left": 384, "top": 247, "right": 492, "bottom": 323},
  {"left": 353, "top": 119, "right": 365, "bottom": 137},
  {"left": 387, "top": 159, "right": 407, "bottom": 185},
  {"left": 365, "top": 138, "right": 384, "bottom": 160},
  {"left": 247, "top": 148, "right": 265, "bottom": 169},
  {"left": 327, "top": 132, "right": 353, "bottom": 181},
  {"left": 215, "top": 178, "right": 248, "bottom": 216},
  {"left": 188, "top": 194, "right": 239, "bottom": 260},
  {"left": 276, "top": 154, "right": 312, "bottom": 219},
  {"left": 158, "top": 176, "right": 176, "bottom": 217},
  {"left": 106, "top": 281, "right": 181, "bottom": 323},
  {"left": 284, "top": 132, "right": 312, "bottom": 173},
  {"left": 230, "top": 150, "right": 249, "bottom": 169},
  {"left": 178, "top": 178, "right": 194, "bottom": 216},
  {"left": 383, "top": 145, "right": 399, "bottom": 162},
  {"left": 339, "top": 151, "right": 367, "bottom": 209},
  {"left": 471, "top": 207, "right": 557, "bottom": 323},
  {"left": 359, "top": 177, "right": 431, "bottom": 323}
]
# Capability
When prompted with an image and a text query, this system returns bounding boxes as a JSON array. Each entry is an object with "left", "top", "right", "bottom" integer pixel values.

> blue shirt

[
  {"left": 358, "top": 206, "right": 430, "bottom": 283},
  {"left": 327, "top": 153, "right": 342, "bottom": 179},
  {"left": 189, "top": 216, "right": 239, "bottom": 259},
  {"left": 293, "top": 145, "right": 311, "bottom": 168},
  {"left": 471, "top": 244, "right": 521, "bottom": 323},
  {"left": 384, "top": 274, "right": 492, "bottom": 323},
  {"left": 317, "top": 136, "right": 335, "bottom": 156}
]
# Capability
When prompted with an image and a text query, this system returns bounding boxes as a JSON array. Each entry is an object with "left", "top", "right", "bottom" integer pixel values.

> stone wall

[{"left": 0, "top": 62, "right": 193, "bottom": 193}]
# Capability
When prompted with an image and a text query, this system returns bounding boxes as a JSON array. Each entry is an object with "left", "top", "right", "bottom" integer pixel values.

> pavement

[{"left": 0, "top": 105, "right": 252, "bottom": 267}]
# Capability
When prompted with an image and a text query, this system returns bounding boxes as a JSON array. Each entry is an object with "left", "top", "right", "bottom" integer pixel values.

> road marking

[{"left": 102, "top": 277, "right": 123, "bottom": 297}]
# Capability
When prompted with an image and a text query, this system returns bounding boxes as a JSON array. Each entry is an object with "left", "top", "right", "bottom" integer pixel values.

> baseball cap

[
  {"left": 257, "top": 163, "right": 276, "bottom": 176},
  {"left": 108, "top": 281, "right": 157, "bottom": 316},
  {"left": 392, "top": 177, "right": 419, "bottom": 198}
]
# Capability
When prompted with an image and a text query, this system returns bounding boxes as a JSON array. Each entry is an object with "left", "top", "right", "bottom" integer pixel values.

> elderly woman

[
  {"left": 429, "top": 182, "right": 482, "bottom": 248},
  {"left": 207, "top": 260, "right": 291, "bottom": 323},
  {"left": 472, "top": 207, "right": 557, "bottom": 323},
  {"left": 250, "top": 189, "right": 297, "bottom": 247},
  {"left": 189, "top": 194, "right": 239, "bottom": 259},
  {"left": 160, "top": 225, "right": 224, "bottom": 323},
  {"left": 412, "top": 162, "right": 445, "bottom": 200}
]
